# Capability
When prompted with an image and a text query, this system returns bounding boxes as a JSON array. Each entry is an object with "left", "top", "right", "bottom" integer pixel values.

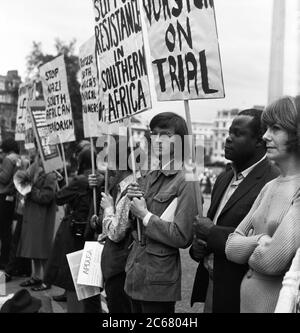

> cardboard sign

[
  {"left": 77, "top": 242, "right": 104, "bottom": 288},
  {"left": 79, "top": 36, "right": 107, "bottom": 137},
  {"left": 143, "top": 0, "right": 225, "bottom": 101},
  {"left": 24, "top": 102, "right": 35, "bottom": 150},
  {"left": 93, "top": 0, "right": 152, "bottom": 123},
  {"left": 66, "top": 250, "right": 101, "bottom": 301},
  {"left": 15, "top": 83, "right": 35, "bottom": 142},
  {"left": 28, "top": 100, "right": 63, "bottom": 174},
  {"left": 39, "top": 55, "right": 76, "bottom": 143}
]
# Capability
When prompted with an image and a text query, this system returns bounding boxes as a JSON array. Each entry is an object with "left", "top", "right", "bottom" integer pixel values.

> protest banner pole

[
  {"left": 59, "top": 136, "right": 69, "bottom": 186},
  {"left": 90, "top": 137, "right": 97, "bottom": 215},
  {"left": 128, "top": 119, "right": 142, "bottom": 244},
  {"left": 28, "top": 80, "right": 37, "bottom": 163},
  {"left": 184, "top": 100, "right": 203, "bottom": 216},
  {"left": 128, "top": 120, "right": 137, "bottom": 182},
  {"left": 104, "top": 132, "right": 111, "bottom": 195},
  {"left": 55, "top": 142, "right": 68, "bottom": 214}
]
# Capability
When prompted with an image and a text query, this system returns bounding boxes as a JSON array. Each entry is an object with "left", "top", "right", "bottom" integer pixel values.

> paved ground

[
  {"left": 2, "top": 276, "right": 67, "bottom": 313},
  {"left": 175, "top": 194, "right": 210, "bottom": 314},
  {"left": 0, "top": 195, "right": 211, "bottom": 313}
]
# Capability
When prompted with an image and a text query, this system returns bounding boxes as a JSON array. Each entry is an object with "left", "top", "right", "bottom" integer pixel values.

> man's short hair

[
  {"left": 150, "top": 112, "right": 190, "bottom": 161},
  {"left": 238, "top": 109, "right": 265, "bottom": 139},
  {"left": 150, "top": 112, "right": 189, "bottom": 140}
]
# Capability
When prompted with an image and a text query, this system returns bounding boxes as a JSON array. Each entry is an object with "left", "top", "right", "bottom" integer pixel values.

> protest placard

[
  {"left": 79, "top": 36, "right": 107, "bottom": 137},
  {"left": 24, "top": 101, "right": 35, "bottom": 150},
  {"left": 93, "top": 0, "right": 152, "bottom": 123},
  {"left": 28, "top": 100, "right": 63, "bottom": 174},
  {"left": 77, "top": 242, "right": 104, "bottom": 288},
  {"left": 142, "top": 0, "right": 225, "bottom": 101},
  {"left": 39, "top": 55, "right": 76, "bottom": 143},
  {"left": 66, "top": 250, "right": 101, "bottom": 301},
  {"left": 15, "top": 82, "right": 35, "bottom": 142}
]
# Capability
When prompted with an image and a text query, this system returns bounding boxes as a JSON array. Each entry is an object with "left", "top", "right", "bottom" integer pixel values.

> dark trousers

[
  {"left": 0, "top": 194, "right": 15, "bottom": 267},
  {"left": 129, "top": 298, "right": 176, "bottom": 314},
  {"left": 82, "top": 294, "right": 102, "bottom": 313},
  {"left": 105, "top": 272, "right": 131, "bottom": 313},
  {"left": 5, "top": 214, "right": 31, "bottom": 276}
]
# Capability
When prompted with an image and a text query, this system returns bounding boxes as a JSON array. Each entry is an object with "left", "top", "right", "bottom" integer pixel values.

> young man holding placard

[{"left": 124, "top": 112, "right": 201, "bottom": 313}]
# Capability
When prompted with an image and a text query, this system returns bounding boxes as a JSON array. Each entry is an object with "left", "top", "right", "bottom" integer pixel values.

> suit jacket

[{"left": 190, "top": 158, "right": 279, "bottom": 313}]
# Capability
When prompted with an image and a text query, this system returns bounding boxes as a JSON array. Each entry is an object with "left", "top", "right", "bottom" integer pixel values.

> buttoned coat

[
  {"left": 125, "top": 169, "right": 201, "bottom": 302},
  {"left": 17, "top": 171, "right": 57, "bottom": 259},
  {"left": 190, "top": 158, "right": 279, "bottom": 313}
]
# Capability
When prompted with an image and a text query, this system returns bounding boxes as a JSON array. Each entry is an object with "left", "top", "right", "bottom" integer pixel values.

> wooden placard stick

[
  {"left": 184, "top": 100, "right": 203, "bottom": 216},
  {"left": 90, "top": 137, "right": 97, "bottom": 216},
  {"left": 59, "top": 136, "right": 69, "bottom": 186},
  {"left": 128, "top": 119, "right": 142, "bottom": 244}
]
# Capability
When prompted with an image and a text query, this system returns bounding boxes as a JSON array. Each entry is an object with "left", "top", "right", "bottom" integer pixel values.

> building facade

[
  {"left": 130, "top": 116, "right": 149, "bottom": 144},
  {"left": 0, "top": 71, "right": 21, "bottom": 142},
  {"left": 211, "top": 108, "right": 239, "bottom": 163},
  {"left": 192, "top": 121, "right": 214, "bottom": 163}
]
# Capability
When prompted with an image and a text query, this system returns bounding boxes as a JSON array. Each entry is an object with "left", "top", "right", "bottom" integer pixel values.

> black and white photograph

[{"left": 0, "top": 0, "right": 299, "bottom": 320}]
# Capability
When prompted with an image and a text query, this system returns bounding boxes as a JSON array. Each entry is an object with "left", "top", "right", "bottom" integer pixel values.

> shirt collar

[
  {"left": 160, "top": 159, "right": 181, "bottom": 176},
  {"left": 231, "top": 154, "right": 267, "bottom": 180},
  {"left": 147, "top": 158, "right": 180, "bottom": 177}
]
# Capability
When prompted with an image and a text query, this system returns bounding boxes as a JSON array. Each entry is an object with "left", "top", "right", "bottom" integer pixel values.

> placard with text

[
  {"left": 143, "top": 0, "right": 225, "bottom": 101},
  {"left": 29, "top": 100, "right": 63, "bottom": 173},
  {"left": 39, "top": 55, "right": 76, "bottom": 143},
  {"left": 93, "top": 0, "right": 152, "bottom": 123},
  {"left": 79, "top": 36, "right": 107, "bottom": 137},
  {"left": 15, "top": 82, "right": 35, "bottom": 142}
]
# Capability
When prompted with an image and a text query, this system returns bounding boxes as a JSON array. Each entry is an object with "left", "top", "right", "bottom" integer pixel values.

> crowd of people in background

[{"left": 0, "top": 94, "right": 300, "bottom": 313}]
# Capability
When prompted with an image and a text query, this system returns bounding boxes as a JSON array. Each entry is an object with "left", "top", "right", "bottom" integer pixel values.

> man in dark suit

[{"left": 190, "top": 109, "right": 279, "bottom": 313}]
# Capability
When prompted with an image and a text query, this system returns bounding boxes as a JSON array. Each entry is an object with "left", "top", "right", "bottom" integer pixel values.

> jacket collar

[
  {"left": 217, "top": 158, "right": 271, "bottom": 219},
  {"left": 208, "top": 158, "right": 271, "bottom": 220},
  {"left": 230, "top": 155, "right": 267, "bottom": 181}
]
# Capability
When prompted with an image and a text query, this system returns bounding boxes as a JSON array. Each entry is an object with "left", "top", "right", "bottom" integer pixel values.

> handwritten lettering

[
  {"left": 83, "top": 250, "right": 93, "bottom": 275},
  {"left": 93, "top": 0, "right": 151, "bottom": 122}
]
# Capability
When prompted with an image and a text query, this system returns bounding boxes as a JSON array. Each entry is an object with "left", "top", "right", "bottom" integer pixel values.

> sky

[{"left": 0, "top": 0, "right": 299, "bottom": 123}]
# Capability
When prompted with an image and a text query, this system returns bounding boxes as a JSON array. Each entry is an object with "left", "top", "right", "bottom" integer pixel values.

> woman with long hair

[{"left": 96, "top": 134, "right": 145, "bottom": 313}]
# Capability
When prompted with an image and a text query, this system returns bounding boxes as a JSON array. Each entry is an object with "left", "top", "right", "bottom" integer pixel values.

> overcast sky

[{"left": 0, "top": 0, "right": 299, "bottom": 123}]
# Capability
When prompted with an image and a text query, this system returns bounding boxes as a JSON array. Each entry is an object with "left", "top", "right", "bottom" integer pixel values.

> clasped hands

[
  {"left": 193, "top": 215, "right": 214, "bottom": 241},
  {"left": 126, "top": 183, "right": 149, "bottom": 220},
  {"left": 190, "top": 215, "right": 214, "bottom": 262}
]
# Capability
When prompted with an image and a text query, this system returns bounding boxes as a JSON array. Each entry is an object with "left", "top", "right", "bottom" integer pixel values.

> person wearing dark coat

[
  {"left": 17, "top": 155, "right": 57, "bottom": 290},
  {"left": 125, "top": 113, "right": 201, "bottom": 313},
  {"left": 0, "top": 139, "right": 20, "bottom": 269},
  {"left": 190, "top": 109, "right": 280, "bottom": 313},
  {"left": 43, "top": 149, "right": 97, "bottom": 312}
]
